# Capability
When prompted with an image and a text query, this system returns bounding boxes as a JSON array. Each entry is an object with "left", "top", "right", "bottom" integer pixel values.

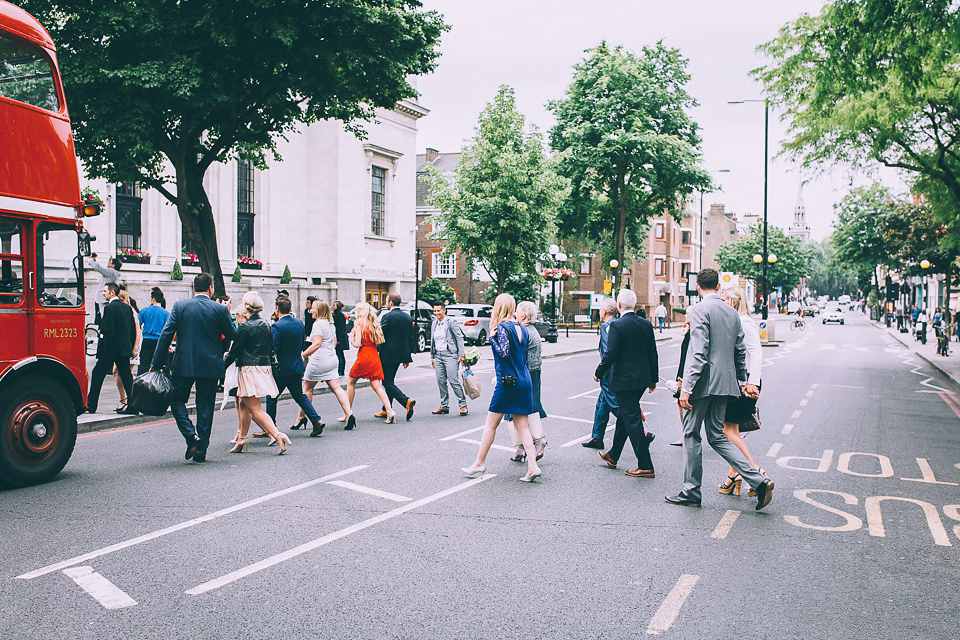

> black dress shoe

[
  {"left": 581, "top": 438, "right": 604, "bottom": 449},
  {"left": 645, "top": 432, "right": 656, "bottom": 444},
  {"left": 669, "top": 440, "right": 683, "bottom": 447},
  {"left": 755, "top": 478, "right": 775, "bottom": 511},
  {"left": 185, "top": 437, "right": 199, "bottom": 460},
  {"left": 310, "top": 421, "right": 325, "bottom": 437},
  {"left": 192, "top": 454, "right": 206, "bottom": 463},
  {"left": 664, "top": 494, "right": 701, "bottom": 507}
]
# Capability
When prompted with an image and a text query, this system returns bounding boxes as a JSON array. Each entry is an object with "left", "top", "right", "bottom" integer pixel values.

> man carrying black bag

[{"left": 128, "top": 369, "right": 174, "bottom": 416}]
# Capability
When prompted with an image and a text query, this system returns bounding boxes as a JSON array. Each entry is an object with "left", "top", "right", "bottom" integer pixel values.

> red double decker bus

[{"left": 0, "top": 1, "right": 98, "bottom": 486}]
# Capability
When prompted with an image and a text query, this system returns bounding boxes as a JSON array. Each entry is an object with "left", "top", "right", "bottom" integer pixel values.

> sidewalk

[
  {"left": 871, "top": 317, "right": 960, "bottom": 388},
  {"left": 77, "top": 325, "right": 685, "bottom": 434}
]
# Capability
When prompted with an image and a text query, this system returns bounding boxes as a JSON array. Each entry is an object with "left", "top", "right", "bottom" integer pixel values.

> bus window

[
  {"left": 0, "top": 34, "right": 59, "bottom": 112},
  {"left": 0, "top": 218, "right": 23, "bottom": 305},
  {"left": 36, "top": 223, "right": 82, "bottom": 307}
]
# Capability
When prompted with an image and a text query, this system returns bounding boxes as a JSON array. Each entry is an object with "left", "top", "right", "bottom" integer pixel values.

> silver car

[{"left": 446, "top": 304, "right": 493, "bottom": 346}]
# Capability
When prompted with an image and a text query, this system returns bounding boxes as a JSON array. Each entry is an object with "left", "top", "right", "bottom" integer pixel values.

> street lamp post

[
  {"left": 729, "top": 98, "right": 770, "bottom": 319},
  {"left": 548, "top": 245, "right": 567, "bottom": 323},
  {"left": 921, "top": 259, "right": 931, "bottom": 312},
  {"left": 609, "top": 258, "right": 619, "bottom": 295},
  {"left": 753, "top": 252, "right": 777, "bottom": 313}
]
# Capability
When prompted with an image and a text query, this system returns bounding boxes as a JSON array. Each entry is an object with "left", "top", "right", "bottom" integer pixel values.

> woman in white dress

[{"left": 300, "top": 300, "right": 355, "bottom": 430}]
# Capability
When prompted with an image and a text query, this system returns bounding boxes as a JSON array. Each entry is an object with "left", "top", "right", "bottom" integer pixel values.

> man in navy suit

[
  {"left": 266, "top": 295, "right": 324, "bottom": 436},
  {"left": 151, "top": 273, "right": 237, "bottom": 462},
  {"left": 87, "top": 282, "right": 137, "bottom": 413},
  {"left": 594, "top": 288, "right": 659, "bottom": 478},
  {"left": 377, "top": 293, "right": 417, "bottom": 421}
]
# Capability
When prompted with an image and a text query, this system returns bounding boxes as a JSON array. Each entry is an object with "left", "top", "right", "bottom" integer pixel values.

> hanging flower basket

[
  {"left": 182, "top": 252, "right": 200, "bottom": 267},
  {"left": 541, "top": 267, "right": 575, "bottom": 282},
  {"left": 238, "top": 256, "right": 263, "bottom": 270},
  {"left": 118, "top": 248, "right": 150, "bottom": 264},
  {"left": 81, "top": 187, "right": 105, "bottom": 209}
]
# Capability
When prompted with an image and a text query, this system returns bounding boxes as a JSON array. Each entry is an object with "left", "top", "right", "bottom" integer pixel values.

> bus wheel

[{"left": 0, "top": 376, "right": 77, "bottom": 487}]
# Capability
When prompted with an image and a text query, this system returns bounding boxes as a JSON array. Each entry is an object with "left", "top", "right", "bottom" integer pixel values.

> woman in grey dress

[{"left": 300, "top": 300, "right": 355, "bottom": 430}]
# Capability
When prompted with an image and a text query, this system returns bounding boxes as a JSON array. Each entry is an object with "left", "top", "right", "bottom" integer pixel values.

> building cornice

[{"left": 395, "top": 99, "right": 430, "bottom": 120}]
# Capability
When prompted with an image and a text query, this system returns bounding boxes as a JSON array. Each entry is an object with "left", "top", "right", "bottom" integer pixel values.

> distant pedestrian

[
  {"left": 137, "top": 288, "right": 168, "bottom": 376},
  {"left": 303, "top": 296, "right": 318, "bottom": 348},
  {"left": 86, "top": 282, "right": 136, "bottom": 414},
  {"left": 655, "top": 302, "right": 667, "bottom": 332},
  {"left": 582, "top": 298, "right": 619, "bottom": 450},
  {"left": 151, "top": 272, "right": 238, "bottom": 462},
  {"left": 507, "top": 301, "right": 547, "bottom": 462},
  {"left": 86, "top": 254, "right": 122, "bottom": 324},
  {"left": 594, "top": 289, "right": 658, "bottom": 479},
  {"left": 332, "top": 300, "right": 349, "bottom": 377},
  {"left": 346, "top": 302, "right": 397, "bottom": 424},
  {"left": 301, "top": 300, "right": 354, "bottom": 430},
  {"left": 668, "top": 269, "right": 773, "bottom": 510},
  {"left": 917, "top": 309, "right": 929, "bottom": 344},
  {"left": 430, "top": 301, "right": 468, "bottom": 416},
  {"left": 225, "top": 291, "right": 290, "bottom": 455},
  {"left": 462, "top": 294, "right": 541, "bottom": 482},
  {"left": 377, "top": 293, "right": 417, "bottom": 421},
  {"left": 266, "top": 295, "right": 325, "bottom": 437},
  {"left": 112, "top": 289, "right": 141, "bottom": 411}
]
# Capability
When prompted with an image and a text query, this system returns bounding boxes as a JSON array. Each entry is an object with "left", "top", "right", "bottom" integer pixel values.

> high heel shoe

[
  {"left": 276, "top": 433, "right": 291, "bottom": 455},
  {"left": 510, "top": 446, "right": 526, "bottom": 462},
  {"left": 462, "top": 465, "right": 485, "bottom": 479},
  {"left": 228, "top": 438, "right": 249, "bottom": 453},
  {"left": 718, "top": 473, "right": 741, "bottom": 496},
  {"left": 520, "top": 468, "right": 542, "bottom": 483},
  {"left": 385, "top": 413, "right": 397, "bottom": 424},
  {"left": 345, "top": 414, "right": 356, "bottom": 430},
  {"left": 290, "top": 417, "right": 307, "bottom": 430},
  {"left": 534, "top": 438, "right": 546, "bottom": 461}
]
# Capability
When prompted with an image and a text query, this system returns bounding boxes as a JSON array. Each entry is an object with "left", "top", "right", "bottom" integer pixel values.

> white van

[{"left": 838, "top": 295, "right": 852, "bottom": 305}]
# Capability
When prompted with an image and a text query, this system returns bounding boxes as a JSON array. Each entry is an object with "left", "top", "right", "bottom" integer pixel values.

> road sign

[
  {"left": 603, "top": 279, "right": 612, "bottom": 294},
  {"left": 590, "top": 293, "right": 606, "bottom": 310},
  {"left": 720, "top": 272, "right": 735, "bottom": 290},
  {"left": 759, "top": 320, "right": 767, "bottom": 341}
]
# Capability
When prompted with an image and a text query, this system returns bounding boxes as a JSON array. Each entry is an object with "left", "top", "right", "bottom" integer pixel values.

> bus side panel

[
  {"left": 0, "top": 102, "right": 79, "bottom": 207},
  {"left": 31, "top": 308, "right": 86, "bottom": 395},
  {"left": 0, "top": 310, "right": 28, "bottom": 363}
]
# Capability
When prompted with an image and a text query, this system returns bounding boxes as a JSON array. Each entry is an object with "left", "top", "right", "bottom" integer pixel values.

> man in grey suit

[
  {"left": 430, "top": 301, "right": 468, "bottom": 416},
  {"left": 667, "top": 268, "right": 774, "bottom": 510}
]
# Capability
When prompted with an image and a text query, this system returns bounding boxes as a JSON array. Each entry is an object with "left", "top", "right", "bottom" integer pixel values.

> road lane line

[
  {"left": 811, "top": 384, "right": 819, "bottom": 388},
  {"left": 825, "top": 384, "right": 863, "bottom": 389},
  {"left": 646, "top": 574, "right": 700, "bottom": 635},
  {"left": 456, "top": 438, "right": 515, "bottom": 452},
  {"left": 77, "top": 420, "right": 175, "bottom": 439},
  {"left": 439, "top": 426, "right": 484, "bottom": 441},
  {"left": 939, "top": 392, "right": 960, "bottom": 420},
  {"left": 791, "top": 410, "right": 802, "bottom": 418},
  {"left": 781, "top": 424, "right": 794, "bottom": 435},
  {"left": 62, "top": 567, "right": 137, "bottom": 609},
  {"left": 799, "top": 399, "right": 808, "bottom": 406},
  {"left": 548, "top": 415, "right": 594, "bottom": 424},
  {"left": 710, "top": 510, "right": 741, "bottom": 539},
  {"left": 805, "top": 391, "right": 814, "bottom": 397},
  {"left": 18, "top": 466, "right": 367, "bottom": 580},
  {"left": 567, "top": 388, "right": 600, "bottom": 399},
  {"left": 327, "top": 481, "right": 412, "bottom": 502},
  {"left": 186, "top": 475, "right": 497, "bottom": 596},
  {"left": 561, "top": 434, "right": 593, "bottom": 447},
  {"left": 766, "top": 443, "right": 783, "bottom": 458}
]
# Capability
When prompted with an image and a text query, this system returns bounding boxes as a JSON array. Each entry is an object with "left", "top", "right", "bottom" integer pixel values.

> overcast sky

[{"left": 415, "top": 0, "right": 907, "bottom": 242}]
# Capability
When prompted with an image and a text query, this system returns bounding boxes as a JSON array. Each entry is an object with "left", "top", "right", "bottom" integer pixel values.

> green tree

[
  {"left": 280, "top": 265, "right": 292, "bottom": 285},
  {"left": 716, "top": 224, "right": 811, "bottom": 294},
  {"left": 829, "top": 184, "right": 895, "bottom": 298},
  {"left": 231, "top": 265, "right": 242, "bottom": 283},
  {"left": 417, "top": 278, "right": 457, "bottom": 305},
  {"left": 547, "top": 42, "right": 710, "bottom": 285},
  {"left": 755, "top": 1, "right": 960, "bottom": 212},
  {"left": 22, "top": 0, "right": 447, "bottom": 297},
  {"left": 481, "top": 273, "right": 542, "bottom": 306},
  {"left": 424, "top": 86, "right": 567, "bottom": 294},
  {"left": 806, "top": 240, "right": 858, "bottom": 299},
  {"left": 170, "top": 260, "right": 183, "bottom": 281}
]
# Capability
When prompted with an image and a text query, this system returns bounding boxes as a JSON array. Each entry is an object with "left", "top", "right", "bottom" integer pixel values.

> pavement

[{"left": 869, "top": 315, "right": 960, "bottom": 387}]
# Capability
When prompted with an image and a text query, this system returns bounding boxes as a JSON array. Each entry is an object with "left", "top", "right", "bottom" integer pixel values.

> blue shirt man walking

[{"left": 266, "top": 296, "right": 324, "bottom": 436}]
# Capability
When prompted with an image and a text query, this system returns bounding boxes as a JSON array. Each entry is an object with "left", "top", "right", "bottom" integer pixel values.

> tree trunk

[
  {"left": 614, "top": 176, "right": 627, "bottom": 292},
  {"left": 174, "top": 160, "right": 227, "bottom": 298}
]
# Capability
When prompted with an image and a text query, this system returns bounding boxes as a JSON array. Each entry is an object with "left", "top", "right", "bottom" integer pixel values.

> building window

[
  {"left": 371, "top": 166, "right": 386, "bottom": 236},
  {"left": 237, "top": 159, "right": 255, "bottom": 258},
  {"left": 681, "top": 231, "right": 691, "bottom": 245},
  {"left": 432, "top": 251, "right": 457, "bottom": 278},
  {"left": 680, "top": 263, "right": 691, "bottom": 280},
  {"left": 654, "top": 258, "right": 665, "bottom": 276},
  {"left": 580, "top": 257, "right": 591, "bottom": 274},
  {"left": 655, "top": 223, "right": 665, "bottom": 239},
  {"left": 115, "top": 183, "right": 142, "bottom": 252}
]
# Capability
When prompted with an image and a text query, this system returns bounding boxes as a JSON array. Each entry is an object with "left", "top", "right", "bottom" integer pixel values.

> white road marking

[
  {"left": 561, "top": 434, "right": 593, "bottom": 447},
  {"left": 799, "top": 399, "right": 808, "bottom": 406},
  {"left": 781, "top": 424, "right": 794, "bottom": 435},
  {"left": 825, "top": 385, "right": 865, "bottom": 389},
  {"left": 327, "top": 481, "right": 412, "bottom": 502},
  {"left": 646, "top": 574, "right": 700, "bottom": 635},
  {"left": 710, "top": 510, "right": 741, "bottom": 539},
  {"left": 805, "top": 391, "right": 814, "bottom": 397},
  {"left": 186, "top": 475, "right": 497, "bottom": 595},
  {"left": 791, "top": 410, "right": 802, "bottom": 418},
  {"left": 457, "top": 438, "right": 515, "bottom": 452},
  {"left": 811, "top": 384, "right": 819, "bottom": 389},
  {"left": 568, "top": 388, "right": 600, "bottom": 399},
  {"left": 439, "top": 426, "right": 484, "bottom": 441},
  {"left": 548, "top": 415, "right": 594, "bottom": 424},
  {"left": 62, "top": 567, "right": 137, "bottom": 610},
  {"left": 18, "top": 466, "right": 367, "bottom": 580},
  {"left": 766, "top": 443, "right": 783, "bottom": 457},
  {"left": 900, "top": 457, "right": 960, "bottom": 486}
]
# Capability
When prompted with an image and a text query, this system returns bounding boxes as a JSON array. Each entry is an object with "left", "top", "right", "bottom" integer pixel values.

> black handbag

[
  {"left": 502, "top": 375, "right": 517, "bottom": 388},
  {"left": 270, "top": 352, "right": 283, "bottom": 379},
  {"left": 740, "top": 408, "right": 761, "bottom": 432}
]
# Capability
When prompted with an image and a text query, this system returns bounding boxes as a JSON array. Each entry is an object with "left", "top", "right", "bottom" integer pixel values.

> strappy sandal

[{"left": 718, "top": 473, "right": 742, "bottom": 496}]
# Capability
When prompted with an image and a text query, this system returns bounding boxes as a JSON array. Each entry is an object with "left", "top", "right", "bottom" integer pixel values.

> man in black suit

[
  {"left": 151, "top": 273, "right": 237, "bottom": 462},
  {"left": 87, "top": 282, "right": 136, "bottom": 413},
  {"left": 332, "top": 300, "right": 349, "bottom": 377},
  {"left": 377, "top": 293, "right": 417, "bottom": 421},
  {"left": 594, "top": 288, "right": 659, "bottom": 478}
]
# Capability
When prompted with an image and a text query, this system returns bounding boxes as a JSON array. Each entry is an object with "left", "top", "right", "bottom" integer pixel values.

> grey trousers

[
  {"left": 681, "top": 395, "right": 766, "bottom": 502},
  {"left": 435, "top": 352, "right": 467, "bottom": 409}
]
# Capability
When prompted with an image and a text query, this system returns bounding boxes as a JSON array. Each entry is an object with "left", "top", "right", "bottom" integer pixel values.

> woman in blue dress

[{"left": 462, "top": 294, "right": 542, "bottom": 482}]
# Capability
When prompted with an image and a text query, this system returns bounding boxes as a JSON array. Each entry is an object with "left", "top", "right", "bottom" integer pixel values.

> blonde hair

[
  {"left": 490, "top": 293, "right": 516, "bottom": 334},
  {"left": 117, "top": 290, "right": 130, "bottom": 306},
  {"left": 352, "top": 302, "right": 385, "bottom": 344},
  {"left": 722, "top": 286, "right": 749, "bottom": 316},
  {"left": 312, "top": 299, "right": 332, "bottom": 322},
  {"left": 242, "top": 290, "right": 264, "bottom": 316}
]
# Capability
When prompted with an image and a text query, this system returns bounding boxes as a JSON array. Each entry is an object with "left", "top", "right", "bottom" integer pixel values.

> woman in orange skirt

[{"left": 346, "top": 302, "right": 397, "bottom": 424}]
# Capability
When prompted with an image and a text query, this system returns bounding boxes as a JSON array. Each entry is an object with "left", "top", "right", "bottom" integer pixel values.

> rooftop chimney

[{"left": 425, "top": 148, "right": 439, "bottom": 163}]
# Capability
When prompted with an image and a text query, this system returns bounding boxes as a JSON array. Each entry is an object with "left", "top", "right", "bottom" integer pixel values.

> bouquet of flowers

[{"left": 238, "top": 256, "right": 263, "bottom": 267}]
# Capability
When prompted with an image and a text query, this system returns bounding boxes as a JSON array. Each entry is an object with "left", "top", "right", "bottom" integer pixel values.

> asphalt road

[{"left": 3, "top": 311, "right": 959, "bottom": 639}]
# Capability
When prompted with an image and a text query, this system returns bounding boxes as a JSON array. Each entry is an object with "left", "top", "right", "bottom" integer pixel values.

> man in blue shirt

[
  {"left": 583, "top": 298, "right": 619, "bottom": 449},
  {"left": 266, "top": 296, "right": 324, "bottom": 436},
  {"left": 137, "top": 288, "right": 169, "bottom": 375}
]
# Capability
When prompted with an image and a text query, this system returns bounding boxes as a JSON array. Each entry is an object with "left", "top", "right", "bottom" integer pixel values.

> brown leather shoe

[
  {"left": 374, "top": 410, "right": 388, "bottom": 418},
  {"left": 459, "top": 407, "right": 469, "bottom": 416},
  {"left": 625, "top": 468, "right": 655, "bottom": 478},
  {"left": 432, "top": 407, "right": 449, "bottom": 415},
  {"left": 598, "top": 451, "right": 617, "bottom": 468},
  {"left": 405, "top": 398, "right": 416, "bottom": 421}
]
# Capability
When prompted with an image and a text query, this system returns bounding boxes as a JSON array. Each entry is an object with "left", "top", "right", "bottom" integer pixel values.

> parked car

[
  {"left": 341, "top": 304, "right": 357, "bottom": 334},
  {"left": 822, "top": 307, "right": 846, "bottom": 325},
  {"left": 446, "top": 304, "right": 493, "bottom": 345},
  {"left": 378, "top": 300, "right": 434, "bottom": 353},
  {"left": 530, "top": 312, "right": 558, "bottom": 343}
]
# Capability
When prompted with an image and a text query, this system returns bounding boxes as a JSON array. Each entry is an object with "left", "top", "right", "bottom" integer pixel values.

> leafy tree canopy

[
  {"left": 715, "top": 223, "right": 812, "bottom": 293},
  {"left": 481, "top": 273, "right": 542, "bottom": 306},
  {"left": 547, "top": 42, "right": 710, "bottom": 284},
  {"left": 829, "top": 183, "right": 895, "bottom": 292},
  {"left": 424, "top": 85, "right": 567, "bottom": 294},
  {"left": 805, "top": 239, "right": 858, "bottom": 300},
  {"left": 22, "top": 0, "right": 447, "bottom": 296},
  {"left": 417, "top": 278, "right": 457, "bottom": 306}
]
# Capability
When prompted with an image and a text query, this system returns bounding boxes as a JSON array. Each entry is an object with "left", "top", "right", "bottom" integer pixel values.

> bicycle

[{"left": 790, "top": 318, "right": 806, "bottom": 331}]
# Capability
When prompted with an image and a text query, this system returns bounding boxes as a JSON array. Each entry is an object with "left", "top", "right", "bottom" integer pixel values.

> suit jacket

[
  {"left": 333, "top": 308, "right": 349, "bottom": 350},
  {"left": 681, "top": 293, "right": 747, "bottom": 399},
  {"left": 151, "top": 294, "right": 237, "bottom": 378},
  {"left": 272, "top": 314, "right": 306, "bottom": 376},
  {"left": 379, "top": 308, "right": 414, "bottom": 364},
  {"left": 430, "top": 317, "right": 465, "bottom": 358},
  {"left": 98, "top": 298, "right": 136, "bottom": 359},
  {"left": 594, "top": 311, "right": 658, "bottom": 392},
  {"left": 598, "top": 319, "right": 615, "bottom": 382}
]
